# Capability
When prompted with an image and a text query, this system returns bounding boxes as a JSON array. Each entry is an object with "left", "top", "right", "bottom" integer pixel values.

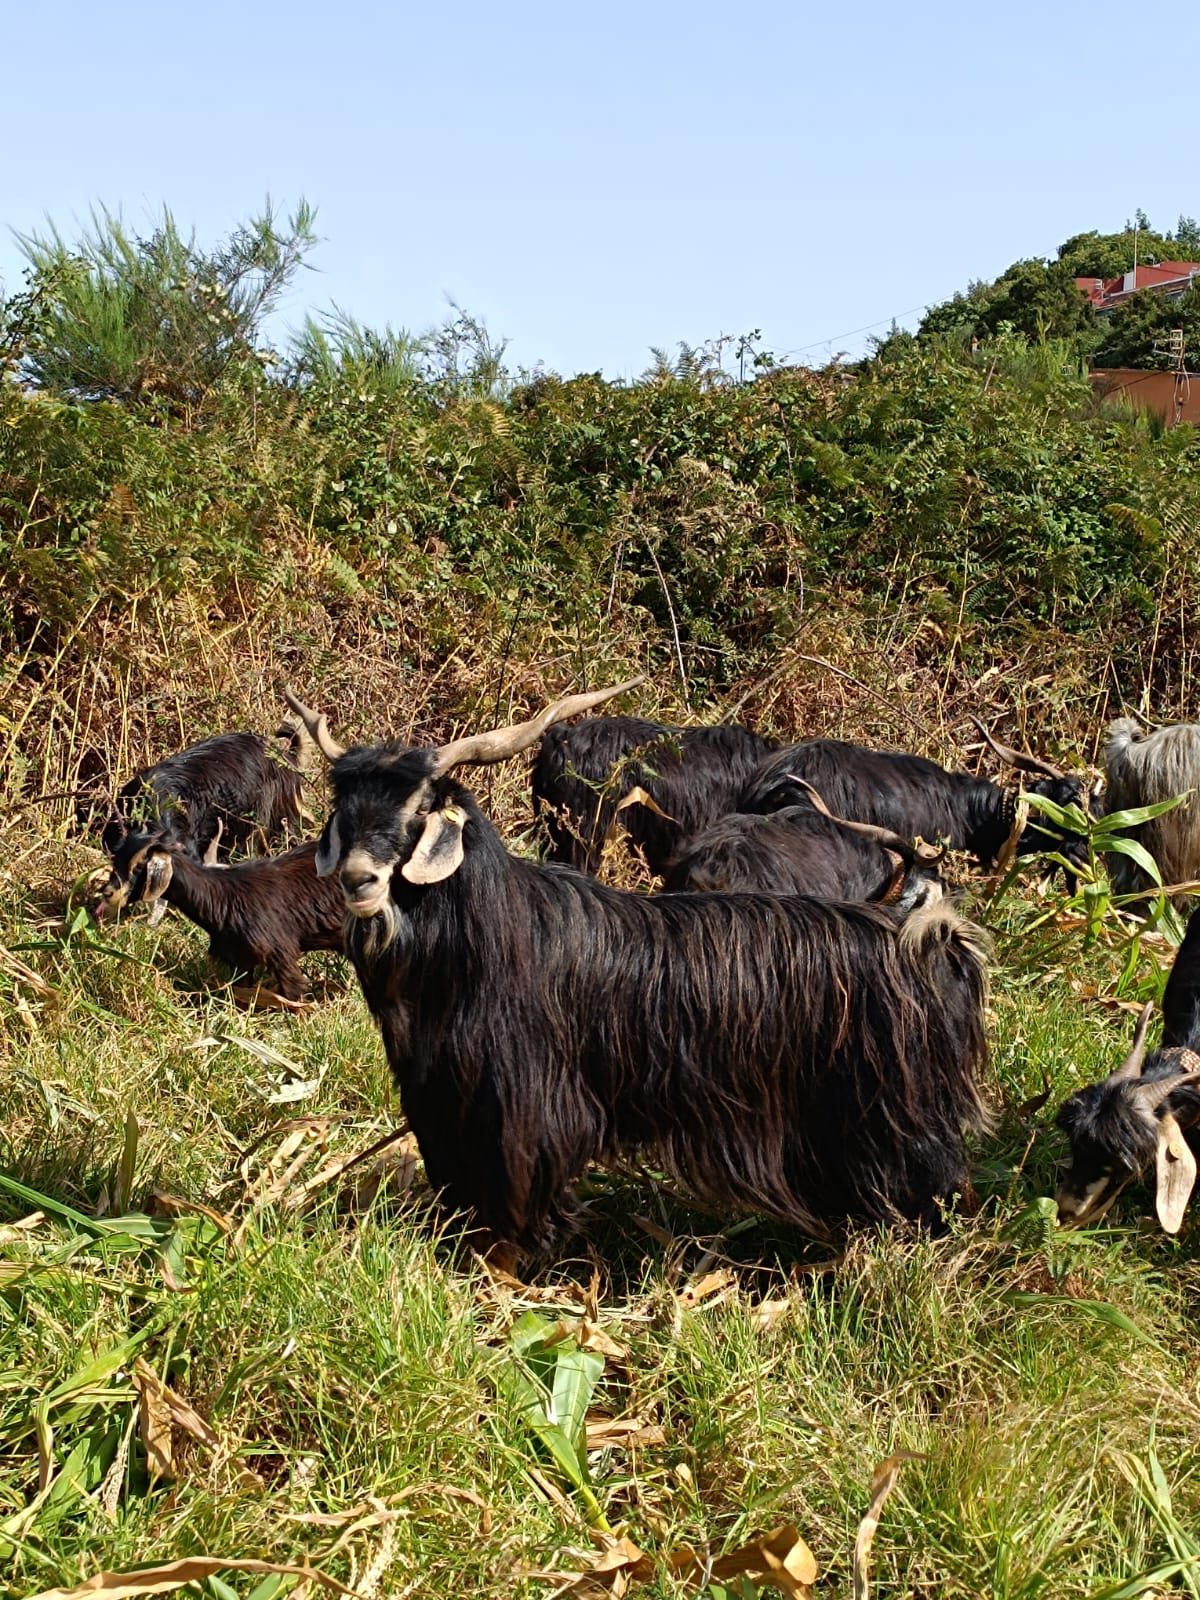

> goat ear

[
  {"left": 315, "top": 815, "right": 341, "bottom": 878},
  {"left": 142, "top": 852, "right": 174, "bottom": 904},
  {"left": 402, "top": 803, "right": 466, "bottom": 884},
  {"left": 1155, "top": 1112, "right": 1197, "bottom": 1232}
]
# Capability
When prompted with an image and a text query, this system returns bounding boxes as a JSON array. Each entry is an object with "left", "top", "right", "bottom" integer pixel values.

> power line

[{"left": 773, "top": 303, "right": 930, "bottom": 361}]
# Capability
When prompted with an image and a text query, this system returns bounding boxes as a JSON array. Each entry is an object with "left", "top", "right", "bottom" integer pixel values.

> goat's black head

[
  {"left": 1017, "top": 774, "right": 1095, "bottom": 872},
  {"left": 289, "top": 678, "right": 646, "bottom": 920},
  {"left": 316, "top": 747, "right": 468, "bottom": 917},
  {"left": 971, "top": 719, "right": 1095, "bottom": 873},
  {"left": 92, "top": 828, "right": 178, "bottom": 922},
  {"left": 1055, "top": 1002, "right": 1200, "bottom": 1231}
]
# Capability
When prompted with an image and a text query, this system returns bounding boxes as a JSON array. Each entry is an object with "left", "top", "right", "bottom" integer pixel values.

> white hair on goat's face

[{"left": 315, "top": 747, "right": 445, "bottom": 924}]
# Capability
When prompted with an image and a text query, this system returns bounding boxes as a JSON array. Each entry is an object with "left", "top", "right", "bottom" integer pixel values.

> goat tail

[{"left": 898, "top": 898, "right": 991, "bottom": 977}]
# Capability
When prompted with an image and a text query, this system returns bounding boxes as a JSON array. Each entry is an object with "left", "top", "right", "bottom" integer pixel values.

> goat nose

[{"left": 341, "top": 866, "right": 380, "bottom": 894}]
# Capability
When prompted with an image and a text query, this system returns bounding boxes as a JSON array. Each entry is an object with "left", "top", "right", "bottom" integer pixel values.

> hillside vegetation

[{"left": 3, "top": 208, "right": 1200, "bottom": 1599}]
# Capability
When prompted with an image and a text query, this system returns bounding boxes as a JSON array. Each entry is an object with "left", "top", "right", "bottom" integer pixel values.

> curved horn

[
  {"left": 282, "top": 688, "right": 346, "bottom": 762},
  {"left": 202, "top": 818, "right": 224, "bottom": 866},
  {"left": 970, "top": 716, "right": 1064, "bottom": 780},
  {"left": 872, "top": 853, "right": 908, "bottom": 906},
  {"left": 1108, "top": 1001, "right": 1156, "bottom": 1083},
  {"left": 788, "top": 777, "right": 943, "bottom": 864},
  {"left": 430, "top": 678, "right": 645, "bottom": 776},
  {"left": 1135, "top": 1068, "right": 1200, "bottom": 1110}
]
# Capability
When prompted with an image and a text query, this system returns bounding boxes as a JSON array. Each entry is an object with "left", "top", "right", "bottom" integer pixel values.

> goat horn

[
  {"left": 970, "top": 717, "right": 1064, "bottom": 780},
  {"left": 788, "top": 777, "right": 943, "bottom": 864},
  {"left": 202, "top": 818, "right": 223, "bottom": 865},
  {"left": 282, "top": 688, "right": 346, "bottom": 762},
  {"left": 430, "top": 678, "right": 645, "bottom": 776},
  {"left": 1108, "top": 1002, "right": 1156, "bottom": 1082},
  {"left": 1135, "top": 1068, "right": 1200, "bottom": 1109},
  {"left": 872, "top": 853, "right": 908, "bottom": 906}
]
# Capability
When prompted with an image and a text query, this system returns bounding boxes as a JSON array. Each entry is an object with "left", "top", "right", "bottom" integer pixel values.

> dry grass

[{"left": 3, "top": 586, "right": 1200, "bottom": 1599}]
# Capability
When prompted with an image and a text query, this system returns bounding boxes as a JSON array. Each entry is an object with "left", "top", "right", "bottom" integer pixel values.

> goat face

[
  {"left": 1018, "top": 776, "right": 1094, "bottom": 872},
  {"left": 92, "top": 830, "right": 176, "bottom": 921},
  {"left": 316, "top": 747, "right": 466, "bottom": 918},
  {"left": 1056, "top": 1043, "right": 1200, "bottom": 1230}
]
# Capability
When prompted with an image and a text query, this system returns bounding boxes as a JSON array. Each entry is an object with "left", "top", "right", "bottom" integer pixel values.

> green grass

[{"left": 3, "top": 839, "right": 1200, "bottom": 1600}]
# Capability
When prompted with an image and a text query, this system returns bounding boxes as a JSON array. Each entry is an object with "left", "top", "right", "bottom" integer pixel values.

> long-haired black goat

[
  {"left": 737, "top": 721, "right": 1091, "bottom": 871},
  {"left": 1104, "top": 717, "right": 1200, "bottom": 905},
  {"left": 99, "top": 726, "right": 308, "bottom": 863},
  {"left": 1057, "top": 910, "right": 1200, "bottom": 1231},
  {"left": 661, "top": 784, "right": 944, "bottom": 914},
  {"left": 288, "top": 684, "right": 991, "bottom": 1257},
  {"left": 93, "top": 829, "right": 345, "bottom": 1001},
  {"left": 532, "top": 715, "right": 774, "bottom": 874}
]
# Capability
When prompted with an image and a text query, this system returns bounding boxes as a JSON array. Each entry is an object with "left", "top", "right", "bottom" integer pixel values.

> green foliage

[
  {"left": 494, "top": 1311, "right": 609, "bottom": 1528},
  {"left": 918, "top": 259, "right": 1096, "bottom": 346},
  {"left": 12, "top": 200, "right": 317, "bottom": 413},
  {"left": 918, "top": 212, "right": 1200, "bottom": 369},
  {"left": 1093, "top": 285, "right": 1200, "bottom": 370}
]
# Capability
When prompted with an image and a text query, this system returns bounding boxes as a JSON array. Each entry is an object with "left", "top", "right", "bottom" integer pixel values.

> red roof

[{"left": 1075, "top": 261, "right": 1200, "bottom": 308}]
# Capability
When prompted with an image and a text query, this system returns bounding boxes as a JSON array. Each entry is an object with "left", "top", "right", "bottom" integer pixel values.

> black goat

[
  {"left": 291, "top": 686, "right": 991, "bottom": 1257},
  {"left": 100, "top": 727, "right": 308, "bottom": 863},
  {"left": 1057, "top": 911, "right": 1200, "bottom": 1231},
  {"left": 1104, "top": 717, "right": 1200, "bottom": 905},
  {"left": 92, "top": 829, "right": 345, "bottom": 1001},
  {"left": 532, "top": 715, "right": 774, "bottom": 874},
  {"left": 737, "top": 722, "right": 1091, "bottom": 872},
  {"left": 662, "top": 790, "right": 943, "bottom": 913}
]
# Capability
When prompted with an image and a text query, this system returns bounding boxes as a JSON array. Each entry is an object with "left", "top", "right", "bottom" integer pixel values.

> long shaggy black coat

[
  {"left": 662, "top": 804, "right": 941, "bottom": 910},
  {"left": 739, "top": 739, "right": 1089, "bottom": 868},
  {"left": 101, "top": 730, "right": 306, "bottom": 861},
  {"left": 532, "top": 715, "right": 774, "bottom": 874},
  {"left": 323, "top": 745, "right": 991, "bottom": 1254}
]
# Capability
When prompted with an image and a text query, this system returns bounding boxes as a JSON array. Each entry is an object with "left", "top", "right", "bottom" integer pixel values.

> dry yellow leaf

[{"left": 23, "top": 1555, "right": 354, "bottom": 1600}]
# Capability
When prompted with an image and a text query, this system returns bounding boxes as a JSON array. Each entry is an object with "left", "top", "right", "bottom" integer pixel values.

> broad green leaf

[
  {"left": 551, "top": 1345, "right": 605, "bottom": 1462},
  {"left": 1005, "top": 1293, "right": 1162, "bottom": 1350},
  {"left": 1102, "top": 837, "right": 1164, "bottom": 880},
  {"left": 1100, "top": 795, "right": 1190, "bottom": 829}
]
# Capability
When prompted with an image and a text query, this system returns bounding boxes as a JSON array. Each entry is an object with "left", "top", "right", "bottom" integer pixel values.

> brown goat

[{"left": 93, "top": 829, "right": 345, "bottom": 1000}]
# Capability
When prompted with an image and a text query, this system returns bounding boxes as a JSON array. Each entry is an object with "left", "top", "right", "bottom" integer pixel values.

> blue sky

[{"left": 4, "top": 0, "right": 1197, "bottom": 379}]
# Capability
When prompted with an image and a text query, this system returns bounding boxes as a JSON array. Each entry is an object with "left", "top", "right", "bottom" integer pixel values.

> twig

[
  {"left": 642, "top": 535, "right": 690, "bottom": 714},
  {"left": 726, "top": 650, "right": 933, "bottom": 740}
]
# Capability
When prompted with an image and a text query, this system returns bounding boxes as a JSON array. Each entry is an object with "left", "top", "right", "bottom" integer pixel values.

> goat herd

[{"left": 85, "top": 681, "right": 1200, "bottom": 1260}]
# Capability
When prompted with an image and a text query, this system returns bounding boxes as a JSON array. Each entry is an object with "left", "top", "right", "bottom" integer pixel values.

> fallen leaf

[
  {"left": 132, "top": 1363, "right": 173, "bottom": 1482},
  {"left": 585, "top": 1415, "right": 667, "bottom": 1451},
  {"left": 853, "top": 1452, "right": 923, "bottom": 1600},
  {"left": 551, "top": 1524, "right": 819, "bottom": 1598},
  {"left": 23, "top": 1557, "right": 355, "bottom": 1600},
  {"left": 614, "top": 786, "right": 675, "bottom": 821},
  {"left": 671, "top": 1524, "right": 817, "bottom": 1596},
  {"left": 752, "top": 1297, "right": 793, "bottom": 1331},
  {"left": 132, "top": 1359, "right": 218, "bottom": 1450},
  {"left": 677, "top": 1269, "right": 734, "bottom": 1309}
]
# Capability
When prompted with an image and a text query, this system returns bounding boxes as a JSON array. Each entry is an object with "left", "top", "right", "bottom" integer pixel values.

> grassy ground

[{"left": 3, "top": 742, "right": 1200, "bottom": 1600}]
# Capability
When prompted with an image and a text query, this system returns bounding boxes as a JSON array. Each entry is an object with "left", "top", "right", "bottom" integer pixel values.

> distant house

[
  {"left": 1090, "top": 367, "right": 1200, "bottom": 425},
  {"left": 1075, "top": 262, "right": 1200, "bottom": 311}
]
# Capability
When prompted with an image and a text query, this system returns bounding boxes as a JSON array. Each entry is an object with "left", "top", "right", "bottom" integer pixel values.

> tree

[
  {"left": 1093, "top": 285, "right": 1200, "bottom": 370},
  {"left": 916, "top": 259, "right": 1094, "bottom": 345},
  {"left": 1057, "top": 224, "right": 1174, "bottom": 279},
  {"left": 15, "top": 200, "right": 317, "bottom": 414}
]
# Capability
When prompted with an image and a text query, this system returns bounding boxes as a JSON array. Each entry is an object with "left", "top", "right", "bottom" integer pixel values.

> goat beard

[{"left": 346, "top": 898, "right": 405, "bottom": 963}]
